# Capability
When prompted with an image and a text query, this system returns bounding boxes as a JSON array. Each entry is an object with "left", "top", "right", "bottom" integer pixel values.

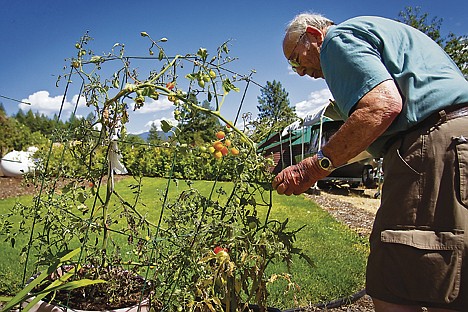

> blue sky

[{"left": 1, "top": 0, "right": 466, "bottom": 134}]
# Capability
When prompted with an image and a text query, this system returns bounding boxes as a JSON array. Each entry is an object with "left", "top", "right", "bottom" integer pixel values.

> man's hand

[{"left": 272, "top": 156, "right": 329, "bottom": 196}]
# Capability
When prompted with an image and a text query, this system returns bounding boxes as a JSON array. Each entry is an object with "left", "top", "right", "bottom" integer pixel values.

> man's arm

[
  {"left": 272, "top": 79, "right": 403, "bottom": 195},
  {"left": 322, "top": 79, "right": 403, "bottom": 167}
]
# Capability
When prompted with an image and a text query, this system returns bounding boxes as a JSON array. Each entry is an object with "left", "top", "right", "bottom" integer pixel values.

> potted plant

[{"left": 0, "top": 32, "right": 311, "bottom": 312}]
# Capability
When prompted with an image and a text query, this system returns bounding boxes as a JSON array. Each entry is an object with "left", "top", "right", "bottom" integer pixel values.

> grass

[
  {"left": 265, "top": 194, "right": 368, "bottom": 308},
  {"left": 0, "top": 195, "right": 34, "bottom": 296},
  {"left": 0, "top": 177, "right": 369, "bottom": 309}
]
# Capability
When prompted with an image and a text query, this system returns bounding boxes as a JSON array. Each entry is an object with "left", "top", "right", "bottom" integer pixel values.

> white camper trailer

[{"left": 292, "top": 101, "right": 381, "bottom": 188}]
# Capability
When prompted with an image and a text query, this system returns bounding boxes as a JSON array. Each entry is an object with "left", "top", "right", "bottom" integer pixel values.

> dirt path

[
  {"left": 0, "top": 176, "right": 36, "bottom": 199},
  {"left": 306, "top": 187, "right": 380, "bottom": 236}
]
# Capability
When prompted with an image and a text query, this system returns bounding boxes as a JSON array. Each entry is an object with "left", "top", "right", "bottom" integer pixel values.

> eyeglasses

[
  {"left": 288, "top": 32, "right": 306, "bottom": 72},
  {"left": 288, "top": 59, "right": 301, "bottom": 72}
]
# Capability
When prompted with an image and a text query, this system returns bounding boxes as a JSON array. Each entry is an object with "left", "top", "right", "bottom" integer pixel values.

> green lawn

[
  {"left": 0, "top": 177, "right": 368, "bottom": 310},
  {"left": 0, "top": 195, "right": 35, "bottom": 295}
]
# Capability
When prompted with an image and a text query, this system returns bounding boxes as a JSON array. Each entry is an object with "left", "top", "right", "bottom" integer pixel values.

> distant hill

[
  {"left": 137, "top": 132, "right": 149, "bottom": 141},
  {"left": 134, "top": 131, "right": 171, "bottom": 142}
]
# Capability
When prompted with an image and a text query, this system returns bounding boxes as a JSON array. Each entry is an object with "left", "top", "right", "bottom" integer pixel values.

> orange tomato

[
  {"left": 215, "top": 131, "right": 225, "bottom": 140},
  {"left": 213, "top": 141, "right": 224, "bottom": 151}
]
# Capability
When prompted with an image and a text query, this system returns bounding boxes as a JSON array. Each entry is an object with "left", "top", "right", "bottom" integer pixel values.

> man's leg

[
  {"left": 373, "top": 298, "right": 459, "bottom": 312},
  {"left": 372, "top": 298, "right": 422, "bottom": 312},
  {"left": 426, "top": 308, "right": 459, "bottom": 312}
]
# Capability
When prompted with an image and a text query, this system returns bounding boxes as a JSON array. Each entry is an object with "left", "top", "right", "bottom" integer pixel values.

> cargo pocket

[
  {"left": 454, "top": 137, "right": 468, "bottom": 206},
  {"left": 381, "top": 229, "right": 464, "bottom": 304}
]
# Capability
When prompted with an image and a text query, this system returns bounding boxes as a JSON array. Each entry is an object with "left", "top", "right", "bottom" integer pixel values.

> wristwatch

[{"left": 317, "top": 150, "right": 335, "bottom": 172}]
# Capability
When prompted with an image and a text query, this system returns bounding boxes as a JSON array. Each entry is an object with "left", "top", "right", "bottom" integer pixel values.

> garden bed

[
  {"left": 0, "top": 176, "right": 35, "bottom": 199},
  {"left": 0, "top": 177, "right": 378, "bottom": 311},
  {"left": 0, "top": 175, "right": 127, "bottom": 199}
]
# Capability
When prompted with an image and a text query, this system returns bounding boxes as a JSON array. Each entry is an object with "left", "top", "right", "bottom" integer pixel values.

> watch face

[{"left": 320, "top": 158, "right": 331, "bottom": 168}]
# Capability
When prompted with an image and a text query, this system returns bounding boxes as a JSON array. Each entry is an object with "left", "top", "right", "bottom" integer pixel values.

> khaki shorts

[{"left": 366, "top": 114, "right": 468, "bottom": 310}]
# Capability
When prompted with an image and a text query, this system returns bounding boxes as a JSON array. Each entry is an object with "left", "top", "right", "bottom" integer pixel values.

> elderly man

[{"left": 273, "top": 13, "right": 468, "bottom": 312}]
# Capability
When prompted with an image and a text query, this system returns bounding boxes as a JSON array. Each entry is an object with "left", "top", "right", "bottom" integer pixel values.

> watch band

[{"left": 317, "top": 150, "right": 335, "bottom": 172}]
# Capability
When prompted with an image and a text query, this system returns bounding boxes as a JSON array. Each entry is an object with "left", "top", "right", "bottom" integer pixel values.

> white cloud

[
  {"left": 144, "top": 117, "right": 177, "bottom": 131},
  {"left": 19, "top": 91, "right": 86, "bottom": 116},
  {"left": 133, "top": 97, "right": 173, "bottom": 114},
  {"left": 294, "top": 88, "right": 333, "bottom": 119},
  {"left": 124, "top": 97, "right": 177, "bottom": 134},
  {"left": 94, "top": 123, "right": 103, "bottom": 132},
  {"left": 71, "top": 94, "right": 87, "bottom": 107}
]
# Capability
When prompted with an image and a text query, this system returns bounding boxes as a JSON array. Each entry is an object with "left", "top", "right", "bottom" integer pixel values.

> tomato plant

[{"left": 1, "top": 31, "right": 311, "bottom": 312}]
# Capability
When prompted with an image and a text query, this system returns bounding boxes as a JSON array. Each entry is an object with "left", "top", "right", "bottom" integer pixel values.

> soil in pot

[{"left": 34, "top": 266, "right": 160, "bottom": 311}]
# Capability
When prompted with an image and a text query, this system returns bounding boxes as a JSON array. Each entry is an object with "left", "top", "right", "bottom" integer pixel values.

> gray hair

[{"left": 285, "top": 12, "right": 334, "bottom": 36}]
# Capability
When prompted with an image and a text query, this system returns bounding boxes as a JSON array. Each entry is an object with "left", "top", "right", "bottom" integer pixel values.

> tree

[
  {"left": 253, "top": 80, "right": 297, "bottom": 141},
  {"left": 0, "top": 103, "right": 5, "bottom": 116},
  {"left": 177, "top": 95, "right": 220, "bottom": 145},
  {"left": 125, "top": 134, "right": 146, "bottom": 146},
  {"left": 14, "top": 109, "right": 26, "bottom": 124},
  {"left": 147, "top": 123, "right": 164, "bottom": 145},
  {"left": 0, "top": 113, "right": 47, "bottom": 157},
  {"left": 13, "top": 108, "right": 66, "bottom": 138},
  {"left": 397, "top": 6, "right": 467, "bottom": 78}
]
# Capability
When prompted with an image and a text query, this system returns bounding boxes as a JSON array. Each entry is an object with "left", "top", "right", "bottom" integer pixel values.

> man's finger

[
  {"left": 272, "top": 173, "right": 285, "bottom": 189},
  {"left": 284, "top": 187, "right": 294, "bottom": 196},
  {"left": 275, "top": 183, "right": 287, "bottom": 195},
  {"left": 272, "top": 178, "right": 280, "bottom": 190}
]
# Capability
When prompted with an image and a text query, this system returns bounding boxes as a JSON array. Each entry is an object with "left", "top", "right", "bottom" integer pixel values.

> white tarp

[
  {"left": 302, "top": 103, "right": 330, "bottom": 127},
  {"left": 281, "top": 119, "right": 302, "bottom": 136},
  {"left": 0, "top": 147, "right": 38, "bottom": 177},
  {"left": 302, "top": 101, "right": 343, "bottom": 127},
  {"left": 282, "top": 101, "right": 343, "bottom": 135},
  {"left": 281, "top": 103, "right": 329, "bottom": 137}
]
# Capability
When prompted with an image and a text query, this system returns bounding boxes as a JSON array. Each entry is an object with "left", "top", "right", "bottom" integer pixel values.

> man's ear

[{"left": 306, "top": 26, "right": 324, "bottom": 45}]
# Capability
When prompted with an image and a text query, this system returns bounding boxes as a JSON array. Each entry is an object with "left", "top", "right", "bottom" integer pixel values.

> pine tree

[
  {"left": 253, "top": 80, "right": 297, "bottom": 141},
  {"left": 177, "top": 96, "right": 220, "bottom": 145},
  {"left": 0, "top": 103, "right": 6, "bottom": 116},
  {"left": 147, "top": 123, "right": 163, "bottom": 145}
]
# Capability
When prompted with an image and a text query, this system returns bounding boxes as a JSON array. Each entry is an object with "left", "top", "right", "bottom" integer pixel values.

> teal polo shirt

[{"left": 321, "top": 16, "right": 468, "bottom": 156}]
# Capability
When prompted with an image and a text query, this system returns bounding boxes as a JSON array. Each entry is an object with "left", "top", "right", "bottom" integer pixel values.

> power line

[{"left": 0, "top": 94, "right": 31, "bottom": 105}]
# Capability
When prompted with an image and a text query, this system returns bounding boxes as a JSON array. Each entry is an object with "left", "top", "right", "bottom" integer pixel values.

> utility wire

[{"left": 0, "top": 94, "right": 31, "bottom": 105}]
